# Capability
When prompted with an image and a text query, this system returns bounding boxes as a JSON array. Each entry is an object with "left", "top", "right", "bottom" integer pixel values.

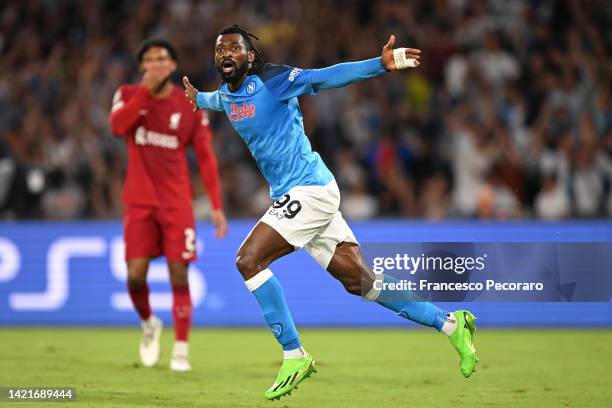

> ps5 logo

[{"left": 0, "top": 235, "right": 206, "bottom": 312}]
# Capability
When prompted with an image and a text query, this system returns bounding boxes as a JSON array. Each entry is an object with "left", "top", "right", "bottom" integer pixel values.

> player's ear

[{"left": 247, "top": 51, "right": 255, "bottom": 69}]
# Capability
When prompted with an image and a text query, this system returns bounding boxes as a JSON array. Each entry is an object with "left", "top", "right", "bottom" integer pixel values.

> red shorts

[{"left": 124, "top": 205, "right": 197, "bottom": 262}]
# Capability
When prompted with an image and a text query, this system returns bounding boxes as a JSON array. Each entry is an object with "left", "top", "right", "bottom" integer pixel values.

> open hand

[
  {"left": 381, "top": 35, "right": 421, "bottom": 71},
  {"left": 183, "top": 76, "right": 199, "bottom": 112},
  {"left": 211, "top": 209, "right": 228, "bottom": 239}
]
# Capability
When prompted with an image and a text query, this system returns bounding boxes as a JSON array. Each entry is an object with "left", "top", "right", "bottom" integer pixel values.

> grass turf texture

[{"left": 1, "top": 328, "right": 611, "bottom": 407}]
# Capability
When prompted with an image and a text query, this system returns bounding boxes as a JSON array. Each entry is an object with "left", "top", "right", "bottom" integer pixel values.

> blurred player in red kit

[{"left": 109, "top": 38, "right": 227, "bottom": 372}]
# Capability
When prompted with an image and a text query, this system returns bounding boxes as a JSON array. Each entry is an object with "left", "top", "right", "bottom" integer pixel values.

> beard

[{"left": 216, "top": 59, "right": 250, "bottom": 84}]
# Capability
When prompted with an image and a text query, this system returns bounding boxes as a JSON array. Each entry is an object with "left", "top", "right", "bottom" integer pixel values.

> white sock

[
  {"left": 244, "top": 268, "right": 273, "bottom": 292},
  {"left": 283, "top": 346, "right": 306, "bottom": 360},
  {"left": 364, "top": 274, "right": 383, "bottom": 301},
  {"left": 173, "top": 340, "right": 189, "bottom": 356},
  {"left": 441, "top": 312, "right": 458, "bottom": 336}
]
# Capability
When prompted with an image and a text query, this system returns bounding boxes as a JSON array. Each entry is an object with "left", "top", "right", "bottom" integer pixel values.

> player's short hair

[
  {"left": 137, "top": 38, "right": 178, "bottom": 62},
  {"left": 217, "top": 25, "right": 264, "bottom": 69}
]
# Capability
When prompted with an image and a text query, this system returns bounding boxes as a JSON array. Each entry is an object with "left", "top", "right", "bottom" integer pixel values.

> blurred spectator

[
  {"left": 418, "top": 172, "right": 450, "bottom": 220},
  {"left": 341, "top": 180, "right": 379, "bottom": 220},
  {"left": 571, "top": 141, "right": 603, "bottom": 217},
  {"left": 0, "top": 0, "right": 610, "bottom": 220},
  {"left": 337, "top": 149, "right": 378, "bottom": 219},
  {"left": 535, "top": 172, "right": 570, "bottom": 220},
  {"left": 597, "top": 129, "right": 612, "bottom": 216},
  {"left": 472, "top": 31, "right": 520, "bottom": 90},
  {"left": 450, "top": 115, "right": 497, "bottom": 216},
  {"left": 477, "top": 164, "right": 521, "bottom": 220}
]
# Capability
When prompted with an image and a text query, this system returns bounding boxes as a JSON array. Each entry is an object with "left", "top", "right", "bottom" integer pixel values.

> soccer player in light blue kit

[{"left": 183, "top": 25, "right": 478, "bottom": 400}]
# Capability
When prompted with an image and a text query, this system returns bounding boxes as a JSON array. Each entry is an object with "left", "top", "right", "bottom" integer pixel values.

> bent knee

[
  {"left": 235, "top": 252, "right": 264, "bottom": 280},
  {"left": 168, "top": 264, "right": 188, "bottom": 286},
  {"left": 127, "top": 276, "right": 146, "bottom": 290},
  {"left": 341, "top": 277, "right": 362, "bottom": 296}
]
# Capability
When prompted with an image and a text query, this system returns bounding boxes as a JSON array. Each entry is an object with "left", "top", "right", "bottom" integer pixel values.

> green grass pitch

[{"left": 1, "top": 328, "right": 611, "bottom": 407}]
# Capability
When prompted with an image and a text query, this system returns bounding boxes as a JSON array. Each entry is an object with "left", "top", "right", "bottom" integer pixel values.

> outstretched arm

[
  {"left": 264, "top": 35, "right": 421, "bottom": 101},
  {"left": 183, "top": 77, "right": 224, "bottom": 112},
  {"left": 312, "top": 35, "right": 420, "bottom": 90}
]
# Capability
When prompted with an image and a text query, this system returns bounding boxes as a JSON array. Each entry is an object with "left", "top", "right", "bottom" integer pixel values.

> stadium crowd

[{"left": 0, "top": 0, "right": 610, "bottom": 220}]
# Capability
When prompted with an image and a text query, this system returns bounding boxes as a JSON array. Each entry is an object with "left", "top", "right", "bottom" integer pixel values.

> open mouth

[{"left": 221, "top": 59, "right": 236, "bottom": 74}]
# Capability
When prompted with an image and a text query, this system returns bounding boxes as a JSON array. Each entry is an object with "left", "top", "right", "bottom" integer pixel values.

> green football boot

[
  {"left": 448, "top": 310, "right": 479, "bottom": 378},
  {"left": 264, "top": 353, "right": 316, "bottom": 400}
]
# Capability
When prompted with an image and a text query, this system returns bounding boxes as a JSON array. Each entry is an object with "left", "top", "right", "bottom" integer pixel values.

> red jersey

[{"left": 109, "top": 84, "right": 222, "bottom": 210}]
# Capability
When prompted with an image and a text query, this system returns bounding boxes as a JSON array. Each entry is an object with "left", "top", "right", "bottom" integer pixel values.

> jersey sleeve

[
  {"left": 109, "top": 85, "right": 151, "bottom": 136},
  {"left": 261, "top": 58, "right": 388, "bottom": 101},
  {"left": 196, "top": 90, "right": 224, "bottom": 111},
  {"left": 191, "top": 111, "right": 223, "bottom": 210}
]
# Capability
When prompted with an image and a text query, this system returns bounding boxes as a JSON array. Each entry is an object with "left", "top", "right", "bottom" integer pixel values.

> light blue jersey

[{"left": 196, "top": 57, "right": 387, "bottom": 199}]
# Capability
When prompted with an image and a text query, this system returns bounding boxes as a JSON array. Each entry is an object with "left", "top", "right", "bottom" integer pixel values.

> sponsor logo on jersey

[
  {"left": 246, "top": 81, "right": 256, "bottom": 95},
  {"left": 169, "top": 112, "right": 181, "bottom": 130},
  {"left": 288, "top": 67, "right": 303, "bottom": 82},
  {"left": 229, "top": 101, "right": 256, "bottom": 121},
  {"left": 134, "top": 126, "right": 179, "bottom": 149}
]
